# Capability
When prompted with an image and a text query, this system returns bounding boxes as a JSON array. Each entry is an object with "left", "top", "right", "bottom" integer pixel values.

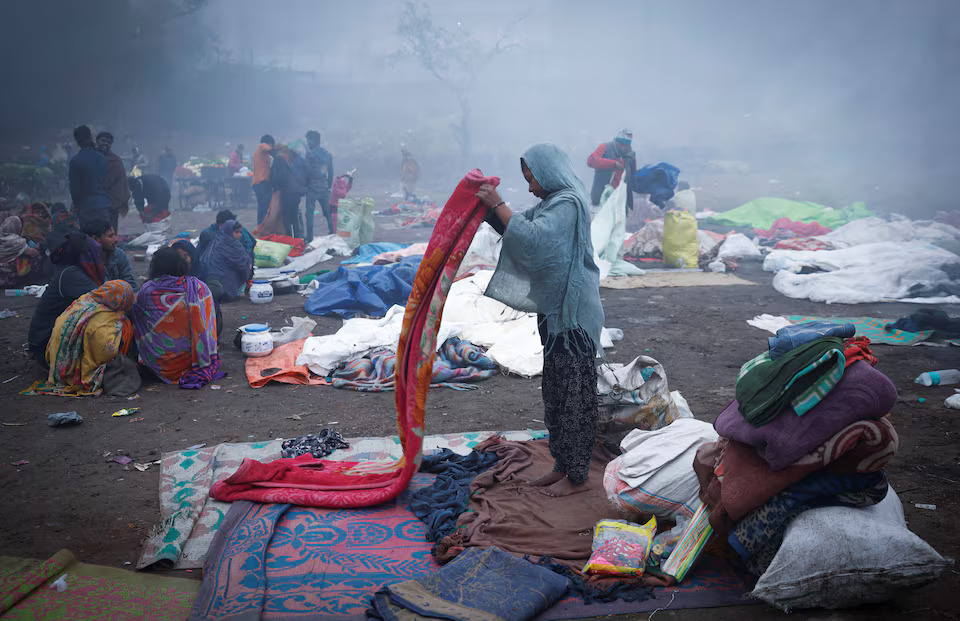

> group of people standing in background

[
  {"left": 249, "top": 130, "right": 344, "bottom": 243},
  {"left": 68, "top": 125, "right": 174, "bottom": 232}
]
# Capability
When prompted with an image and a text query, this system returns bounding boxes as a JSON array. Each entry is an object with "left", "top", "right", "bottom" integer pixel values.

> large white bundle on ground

[
  {"left": 752, "top": 487, "right": 953, "bottom": 611},
  {"left": 603, "top": 418, "right": 717, "bottom": 519},
  {"left": 765, "top": 241, "right": 960, "bottom": 304},
  {"left": 816, "top": 216, "right": 960, "bottom": 248},
  {"left": 297, "top": 271, "right": 623, "bottom": 378},
  {"left": 717, "top": 233, "right": 762, "bottom": 260},
  {"left": 591, "top": 180, "right": 644, "bottom": 276}
]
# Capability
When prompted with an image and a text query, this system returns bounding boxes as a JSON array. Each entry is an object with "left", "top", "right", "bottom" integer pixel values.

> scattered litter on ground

[
  {"left": 102, "top": 451, "right": 112, "bottom": 458},
  {"left": 210, "top": 385, "right": 221, "bottom": 390},
  {"left": 127, "top": 394, "right": 141, "bottom": 400},
  {"left": 112, "top": 456, "right": 133, "bottom": 465},
  {"left": 47, "top": 411, "right": 83, "bottom": 427},
  {"left": 124, "top": 561, "right": 132, "bottom": 565},
  {"left": 3, "top": 375, "right": 20, "bottom": 384},
  {"left": 0, "top": 309, "right": 20, "bottom": 319},
  {"left": 129, "top": 417, "right": 145, "bottom": 423},
  {"left": 915, "top": 504, "right": 937, "bottom": 511},
  {"left": 946, "top": 391, "right": 960, "bottom": 409},
  {"left": 2, "top": 422, "right": 26, "bottom": 426},
  {"left": 49, "top": 574, "right": 68, "bottom": 592},
  {"left": 327, "top": 421, "right": 339, "bottom": 425},
  {"left": 186, "top": 443, "right": 206, "bottom": 450},
  {"left": 134, "top": 463, "right": 151, "bottom": 472},
  {"left": 112, "top": 408, "right": 140, "bottom": 417},
  {"left": 285, "top": 414, "right": 302, "bottom": 420},
  {"left": 918, "top": 398, "right": 926, "bottom": 403},
  {"left": 10, "top": 460, "right": 29, "bottom": 466},
  {"left": 915, "top": 370, "right": 960, "bottom": 386}
]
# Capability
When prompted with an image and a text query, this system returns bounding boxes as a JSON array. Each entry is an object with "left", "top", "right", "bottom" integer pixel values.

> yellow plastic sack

[
  {"left": 254, "top": 239, "right": 293, "bottom": 268},
  {"left": 583, "top": 516, "right": 657, "bottom": 577},
  {"left": 662, "top": 210, "right": 699, "bottom": 268}
]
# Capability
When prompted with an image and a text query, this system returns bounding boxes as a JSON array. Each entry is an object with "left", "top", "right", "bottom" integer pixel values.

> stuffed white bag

[{"left": 751, "top": 487, "right": 953, "bottom": 611}]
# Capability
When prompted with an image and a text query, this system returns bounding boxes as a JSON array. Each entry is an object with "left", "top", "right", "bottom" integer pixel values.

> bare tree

[{"left": 393, "top": 2, "right": 520, "bottom": 165}]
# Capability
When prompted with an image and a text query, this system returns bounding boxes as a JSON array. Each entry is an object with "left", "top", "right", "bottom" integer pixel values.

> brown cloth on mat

[{"left": 434, "top": 438, "right": 619, "bottom": 567}]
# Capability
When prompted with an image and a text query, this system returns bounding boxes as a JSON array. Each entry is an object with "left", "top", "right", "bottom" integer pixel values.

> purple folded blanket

[{"left": 714, "top": 361, "right": 897, "bottom": 470}]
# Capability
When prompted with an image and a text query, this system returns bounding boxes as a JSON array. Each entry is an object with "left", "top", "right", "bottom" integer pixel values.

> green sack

[
  {"left": 254, "top": 239, "right": 293, "bottom": 268},
  {"left": 337, "top": 198, "right": 375, "bottom": 250}
]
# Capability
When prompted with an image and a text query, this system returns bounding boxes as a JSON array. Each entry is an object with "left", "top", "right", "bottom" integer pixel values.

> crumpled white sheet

[
  {"left": 128, "top": 217, "right": 173, "bottom": 248},
  {"left": 455, "top": 223, "right": 503, "bottom": 278},
  {"left": 816, "top": 216, "right": 960, "bottom": 248},
  {"left": 296, "top": 270, "right": 623, "bottom": 378},
  {"left": 765, "top": 241, "right": 960, "bottom": 304},
  {"left": 718, "top": 233, "right": 762, "bottom": 260},
  {"left": 296, "top": 306, "right": 463, "bottom": 376},
  {"left": 591, "top": 181, "right": 645, "bottom": 276},
  {"left": 746, "top": 313, "right": 794, "bottom": 334}
]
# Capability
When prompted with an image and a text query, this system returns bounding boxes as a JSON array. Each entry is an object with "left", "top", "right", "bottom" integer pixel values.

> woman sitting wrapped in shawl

[
  {"left": 21, "top": 202, "right": 52, "bottom": 244},
  {"left": 200, "top": 219, "right": 252, "bottom": 301},
  {"left": 29, "top": 280, "right": 134, "bottom": 396},
  {"left": 0, "top": 215, "right": 45, "bottom": 288},
  {"left": 50, "top": 202, "right": 79, "bottom": 231},
  {"left": 27, "top": 230, "right": 105, "bottom": 361},
  {"left": 133, "top": 247, "right": 224, "bottom": 388},
  {"left": 171, "top": 239, "right": 225, "bottom": 337},
  {"left": 476, "top": 143, "right": 605, "bottom": 497}
]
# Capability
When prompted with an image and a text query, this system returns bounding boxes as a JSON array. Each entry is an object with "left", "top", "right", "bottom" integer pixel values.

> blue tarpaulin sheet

[{"left": 303, "top": 255, "right": 422, "bottom": 318}]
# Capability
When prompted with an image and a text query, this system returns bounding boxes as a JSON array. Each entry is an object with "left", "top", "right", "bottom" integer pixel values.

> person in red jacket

[{"left": 587, "top": 129, "right": 636, "bottom": 207}]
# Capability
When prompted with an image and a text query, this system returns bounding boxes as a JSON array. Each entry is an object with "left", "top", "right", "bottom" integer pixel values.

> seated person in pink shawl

[{"left": 132, "top": 247, "right": 225, "bottom": 389}]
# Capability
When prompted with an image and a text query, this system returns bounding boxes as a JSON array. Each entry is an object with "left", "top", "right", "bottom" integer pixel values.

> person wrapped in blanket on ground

[
  {"left": 30, "top": 280, "right": 134, "bottom": 396},
  {"left": 0, "top": 215, "right": 45, "bottom": 289},
  {"left": 132, "top": 247, "right": 224, "bottom": 389},
  {"left": 477, "top": 143, "right": 605, "bottom": 496}
]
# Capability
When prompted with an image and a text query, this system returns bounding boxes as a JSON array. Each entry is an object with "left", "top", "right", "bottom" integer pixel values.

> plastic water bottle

[
  {"left": 915, "top": 369, "right": 960, "bottom": 386},
  {"left": 4, "top": 289, "right": 25, "bottom": 297}
]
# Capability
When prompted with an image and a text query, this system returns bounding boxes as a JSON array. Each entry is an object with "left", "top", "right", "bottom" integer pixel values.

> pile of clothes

[{"left": 693, "top": 321, "right": 898, "bottom": 575}]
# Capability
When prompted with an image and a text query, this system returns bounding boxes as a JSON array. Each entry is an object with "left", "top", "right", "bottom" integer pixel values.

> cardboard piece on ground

[{"left": 601, "top": 271, "right": 755, "bottom": 289}]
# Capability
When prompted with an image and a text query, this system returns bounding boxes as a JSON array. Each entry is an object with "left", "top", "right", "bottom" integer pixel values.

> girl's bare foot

[
  {"left": 539, "top": 477, "right": 589, "bottom": 497},
  {"left": 527, "top": 471, "right": 565, "bottom": 487}
]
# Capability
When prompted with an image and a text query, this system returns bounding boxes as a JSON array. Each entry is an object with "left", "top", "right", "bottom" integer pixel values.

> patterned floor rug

[
  {"left": 138, "top": 430, "right": 546, "bottom": 570},
  {"left": 189, "top": 484, "right": 755, "bottom": 620},
  {"left": 0, "top": 549, "right": 199, "bottom": 620}
]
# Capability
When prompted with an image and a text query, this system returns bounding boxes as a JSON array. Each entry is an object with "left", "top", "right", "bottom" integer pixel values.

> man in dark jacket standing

[
  {"left": 304, "top": 130, "right": 334, "bottom": 242},
  {"left": 271, "top": 146, "right": 306, "bottom": 239},
  {"left": 95, "top": 131, "right": 131, "bottom": 232},
  {"left": 158, "top": 146, "right": 177, "bottom": 190},
  {"left": 587, "top": 129, "right": 636, "bottom": 208},
  {"left": 69, "top": 125, "right": 110, "bottom": 230}
]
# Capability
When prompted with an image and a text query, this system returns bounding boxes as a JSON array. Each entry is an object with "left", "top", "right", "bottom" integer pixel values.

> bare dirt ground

[{"left": 0, "top": 184, "right": 958, "bottom": 620}]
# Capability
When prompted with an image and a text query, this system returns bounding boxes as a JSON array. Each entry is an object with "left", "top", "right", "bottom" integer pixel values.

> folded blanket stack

[{"left": 696, "top": 322, "right": 898, "bottom": 575}]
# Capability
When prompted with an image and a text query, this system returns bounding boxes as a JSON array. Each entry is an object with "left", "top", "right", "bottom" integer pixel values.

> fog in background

[{"left": 2, "top": 0, "right": 958, "bottom": 214}]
